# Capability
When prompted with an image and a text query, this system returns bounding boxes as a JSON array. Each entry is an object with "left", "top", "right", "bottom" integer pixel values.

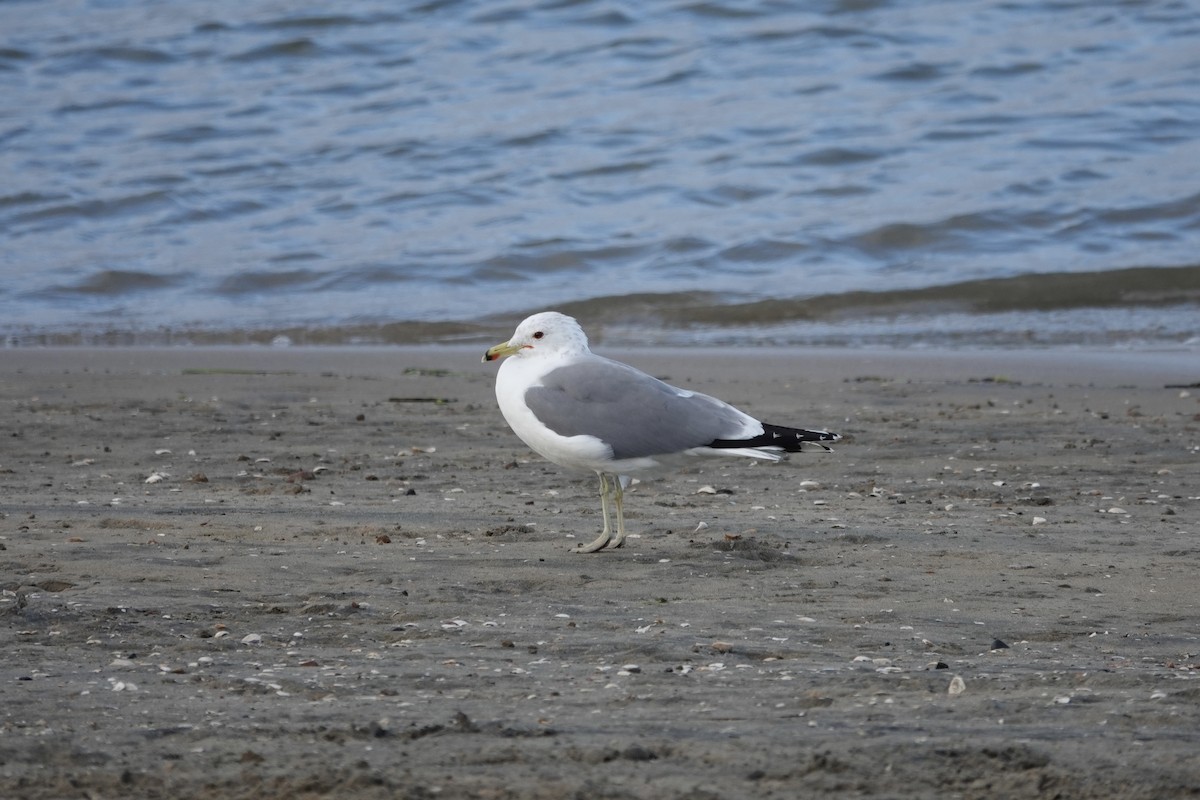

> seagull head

[{"left": 483, "top": 311, "right": 591, "bottom": 362}]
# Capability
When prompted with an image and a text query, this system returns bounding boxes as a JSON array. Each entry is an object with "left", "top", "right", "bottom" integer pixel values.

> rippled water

[{"left": 2, "top": 0, "right": 1198, "bottom": 347}]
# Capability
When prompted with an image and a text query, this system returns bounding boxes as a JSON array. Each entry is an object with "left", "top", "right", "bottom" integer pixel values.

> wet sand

[{"left": 2, "top": 345, "right": 1198, "bottom": 799}]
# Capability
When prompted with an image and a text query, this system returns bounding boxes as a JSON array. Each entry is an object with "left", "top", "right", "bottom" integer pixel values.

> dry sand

[{"left": 1, "top": 345, "right": 1198, "bottom": 799}]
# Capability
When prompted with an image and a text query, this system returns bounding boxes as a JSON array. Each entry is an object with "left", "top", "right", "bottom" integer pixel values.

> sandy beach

[{"left": 1, "top": 345, "right": 1197, "bottom": 799}]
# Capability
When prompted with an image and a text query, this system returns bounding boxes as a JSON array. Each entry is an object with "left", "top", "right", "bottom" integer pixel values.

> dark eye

[{"left": 532, "top": 331, "right": 545, "bottom": 339}]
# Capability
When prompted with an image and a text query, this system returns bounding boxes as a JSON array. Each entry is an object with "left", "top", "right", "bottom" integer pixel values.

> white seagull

[{"left": 483, "top": 312, "right": 840, "bottom": 553}]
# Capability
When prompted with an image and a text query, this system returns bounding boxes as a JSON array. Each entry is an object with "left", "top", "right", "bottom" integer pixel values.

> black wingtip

[{"left": 709, "top": 423, "right": 841, "bottom": 453}]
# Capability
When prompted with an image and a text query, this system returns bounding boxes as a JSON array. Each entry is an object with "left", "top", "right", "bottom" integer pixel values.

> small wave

[
  {"left": 683, "top": 183, "right": 775, "bottom": 207},
  {"left": 679, "top": 2, "right": 766, "bottom": 20},
  {"left": 57, "top": 98, "right": 172, "bottom": 115},
  {"left": 0, "top": 47, "right": 32, "bottom": 65},
  {"left": 873, "top": 62, "right": 955, "bottom": 82},
  {"left": 214, "top": 269, "right": 328, "bottom": 296},
  {"left": 0, "top": 191, "right": 70, "bottom": 211},
  {"left": 532, "top": 264, "right": 1200, "bottom": 328},
  {"left": 476, "top": 244, "right": 650, "bottom": 281},
  {"left": 144, "top": 124, "right": 276, "bottom": 145},
  {"left": 411, "top": 0, "right": 466, "bottom": 14},
  {"left": 1094, "top": 191, "right": 1200, "bottom": 227},
  {"left": 12, "top": 191, "right": 173, "bottom": 229},
  {"left": 39, "top": 270, "right": 180, "bottom": 297},
  {"left": 377, "top": 186, "right": 509, "bottom": 211},
  {"left": 744, "top": 26, "right": 875, "bottom": 45},
  {"left": 257, "top": 15, "right": 365, "bottom": 30},
  {"left": 553, "top": 159, "right": 665, "bottom": 180},
  {"left": 636, "top": 67, "right": 707, "bottom": 89},
  {"left": 322, "top": 264, "right": 420, "bottom": 290},
  {"left": 89, "top": 46, "right": 176, "bottom": 65},
  {"left": 719, "top": 239, "right": 808, "bottom": 263},
  {"left": 971, "top": 61, "right": 1045, "bottom": 80},
  {"left": 45, "top": 46, "right": 177, "bottom": 74},
  {"left": 603, "top": 36, "right": 684, "bottom": 62},
  {"left": 794, "top": 147, "right": 888, "bottom": 167},
  {"left": 849, "top": 209, "right": 1059, "bottom": 255},
  {"left": 500, "top": 128, "right": 564, "bottom": 148},
  {"left": 227, "top": 38, "right": 322, "bottom": 62},
  {"left": 573, "top": 9, "right": 638, "bottom": 27},
  {"left": 160, "top": 198, "right": 268, "bottom": 226}
]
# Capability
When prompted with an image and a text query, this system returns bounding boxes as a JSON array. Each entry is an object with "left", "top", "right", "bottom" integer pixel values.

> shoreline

[{"left": 3, "top": 341, "right": 1197, "bottom": 382}]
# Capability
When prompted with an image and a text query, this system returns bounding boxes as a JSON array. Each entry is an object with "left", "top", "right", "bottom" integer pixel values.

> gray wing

[{"left": 523, "top": 356, "right": 759, "bottom": 460}]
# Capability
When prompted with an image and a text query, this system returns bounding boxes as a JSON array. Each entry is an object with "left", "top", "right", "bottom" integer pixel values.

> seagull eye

[{"left": 532, "top": 331, "right": 545, "bottom": 339}]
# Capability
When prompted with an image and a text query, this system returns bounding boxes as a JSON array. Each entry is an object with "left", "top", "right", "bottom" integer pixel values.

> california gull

[{"left": 483, "top": 311, "right": 840, "bottom": 552}]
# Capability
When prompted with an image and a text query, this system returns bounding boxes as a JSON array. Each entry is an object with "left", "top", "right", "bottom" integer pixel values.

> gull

[{"left": 483, "top": 312, "right": 840, "bottom": 552}]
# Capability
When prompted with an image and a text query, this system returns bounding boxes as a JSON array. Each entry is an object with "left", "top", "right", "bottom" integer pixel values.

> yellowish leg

[
  {"left": 608, "top": 476, "right": 629, "bottom": 549},
  {"left": 577, "top": 472, "right": 614, "bottom": 553}
]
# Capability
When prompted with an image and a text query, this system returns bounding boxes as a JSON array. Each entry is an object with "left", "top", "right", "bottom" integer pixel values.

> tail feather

[{"left": 709, "top": 423, "right": 841, "bottom": 453}]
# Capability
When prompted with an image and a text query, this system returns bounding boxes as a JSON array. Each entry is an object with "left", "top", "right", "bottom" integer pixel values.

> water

[{"left": 2, "top": 0, "right": 1199, "bottom": 348}]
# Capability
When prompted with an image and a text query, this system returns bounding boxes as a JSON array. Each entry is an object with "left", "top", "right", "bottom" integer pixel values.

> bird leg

[
  {"left": 607, "top": 476, "right": 628, "bottom": 549},
  {"left": 577, "top": 472, "right": 616, "bottom": 553}
]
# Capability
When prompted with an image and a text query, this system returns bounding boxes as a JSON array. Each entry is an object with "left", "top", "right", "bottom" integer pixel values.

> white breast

[{"left": 495, "top": 356, "right": 613, "bottom": 472}]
